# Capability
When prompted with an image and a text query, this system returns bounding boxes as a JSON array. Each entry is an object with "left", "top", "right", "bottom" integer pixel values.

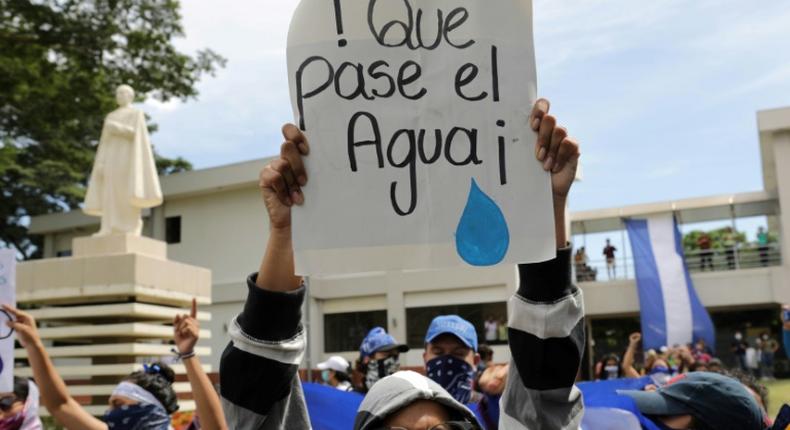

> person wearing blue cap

[
  {"left": 357, "top": 327, "right": 409, "bottom": 392},
  {"left": 423, "top": 315, "right": 480, "bottom": 405}
]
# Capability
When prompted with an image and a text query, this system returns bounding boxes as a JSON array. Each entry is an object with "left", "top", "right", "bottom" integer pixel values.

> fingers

[
  {"left": 536, "top": 114, "right": 556, "bottom": 166},
  {"left": 553, "top": 136, "right": 580, "bottom": 174},
  {"left": 281, "top": 140, "right": 307, "bottom": 187},
  {"left": 261, "top": 160, "right": 295, "bottom": 206},
  {"left": 546, "top": 126, "right": 568, "bottom": 172},
  {"left": 2, "top": 305, "right": 31, "bottom": 324},
  {"left": 529, "top": 98, "right": 550, "bottom": 131},
  {"left": 190, "top": 298, "right": 197, "bottom": 319},
  {"left": 282, "top": 124, "right": 310, "bottom": 155}
]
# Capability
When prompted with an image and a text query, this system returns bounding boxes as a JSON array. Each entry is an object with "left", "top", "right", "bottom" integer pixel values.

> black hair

[
  {"left": 13, "top": 377, "right": 28, "bottom": 401},
  {"left": 722, "top": 368, "right": 769, "bottom": 412},
  {"left": 478, "top": 344, "right": 494, "bottom": 362},
  {"left": 334, "top": 370, "right": 351, "bottom": 383},
  {"left": 124, "top": 362, "right": 179, "bottom": 414}
]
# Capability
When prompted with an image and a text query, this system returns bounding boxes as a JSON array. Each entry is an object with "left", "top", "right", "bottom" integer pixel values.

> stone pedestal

[{"left": 15, "top": 234, "right": 212, "bottom": 415}]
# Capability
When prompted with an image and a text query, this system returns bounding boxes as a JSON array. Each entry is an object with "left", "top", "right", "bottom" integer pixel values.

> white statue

[{"left": 83, "top": 85, "right": 163, "bottom": 236}]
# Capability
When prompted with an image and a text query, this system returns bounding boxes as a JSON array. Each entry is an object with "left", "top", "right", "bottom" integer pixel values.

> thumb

[{"left": 190, "top": 298, "right": 197, "bottom": 319}]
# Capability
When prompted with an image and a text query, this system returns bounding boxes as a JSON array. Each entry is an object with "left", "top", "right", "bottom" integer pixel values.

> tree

[{"left": 0, "top": 0, "right": 225, "bottom": 259}]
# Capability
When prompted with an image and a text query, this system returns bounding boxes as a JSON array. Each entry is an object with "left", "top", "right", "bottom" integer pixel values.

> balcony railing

[{"left": 575, "top": 243, "right": 782, "bottom": 283}]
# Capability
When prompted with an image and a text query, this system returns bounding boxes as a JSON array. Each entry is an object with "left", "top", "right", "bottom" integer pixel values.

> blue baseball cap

[
  {"left": 360, "top": 327, "right": 409, "bottom": 358},
  {"left": 424, "top": 315, "right": 478, "bottom": 352},
  {"left": 620, "top": 372, "right": 766, "bottom": 430}
]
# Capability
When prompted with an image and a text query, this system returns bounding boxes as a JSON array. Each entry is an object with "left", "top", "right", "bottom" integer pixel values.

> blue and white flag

[{"left": 625, "top": 215, "right": 715, "bottom": 351}]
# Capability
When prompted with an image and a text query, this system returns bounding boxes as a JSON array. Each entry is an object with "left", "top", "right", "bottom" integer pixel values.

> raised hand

[
  {"left": 529, "top": 99, "right": 580, "bottom": 201},
  {"left": 629, "top": 332, "right": 642, "bottom": 345},
  {"left": 3, "top": 305, "right": 40, "bottom": 348},
  {"left": 174, "top": 299, "right": 199, "bottom": 355},
  {"left": 259, "top": 124, "right": 310, "bottom": 230}
]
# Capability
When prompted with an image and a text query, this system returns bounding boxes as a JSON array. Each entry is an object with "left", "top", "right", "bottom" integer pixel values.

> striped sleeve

[
  {"left": 500, "top": 247, "right": 585, "bottom": 430},
  {"left": 219, "top": 274, "right": 311, "bottom": 430}
]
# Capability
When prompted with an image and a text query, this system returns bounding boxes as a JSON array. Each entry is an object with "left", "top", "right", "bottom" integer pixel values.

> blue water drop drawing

[{"left": 455, "top": 179, "right": 510, "bottom": 266}]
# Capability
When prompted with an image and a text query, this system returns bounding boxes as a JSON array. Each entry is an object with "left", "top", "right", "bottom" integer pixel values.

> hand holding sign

[{"left": 3, "top": 305, "right": 39, "bottom": 349}]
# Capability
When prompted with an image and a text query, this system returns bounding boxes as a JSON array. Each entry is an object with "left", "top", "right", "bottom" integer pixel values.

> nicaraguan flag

[{"left": 625, "top": 215, "right": 715, "bottom": 350}]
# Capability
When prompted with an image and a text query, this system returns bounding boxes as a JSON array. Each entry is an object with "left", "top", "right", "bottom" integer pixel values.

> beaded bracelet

[{"left": 171, "top": 347, "right": 196, "bottom": 361}]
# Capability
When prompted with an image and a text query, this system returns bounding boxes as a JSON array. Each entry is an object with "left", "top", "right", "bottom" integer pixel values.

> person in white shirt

[
  {"left": 317, "top": 356, "right": 354, "bottom": 392},
  {"left": 484, "top": 316, "right": 498, "bottom": 343}
]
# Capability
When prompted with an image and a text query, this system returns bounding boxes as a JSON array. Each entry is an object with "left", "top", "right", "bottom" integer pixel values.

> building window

[
  {"left": 324, "top": 310, "right": 387, "bottom": 353},
  {"left": 56, "top": 250, "right": 72, "bottom": 257},
  {"left": 406, "top": 302, "right": 508, "bottom": 348},
  {"left": 165, "top": 216, "right": 181, "bottom": 244}
]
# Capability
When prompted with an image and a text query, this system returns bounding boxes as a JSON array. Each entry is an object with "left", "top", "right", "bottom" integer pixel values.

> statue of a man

[{"left": 83, "top": 85, "right": 163, "bottom": 236}]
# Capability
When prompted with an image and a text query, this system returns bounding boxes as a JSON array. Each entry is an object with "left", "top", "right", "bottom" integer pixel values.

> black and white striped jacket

[{"left": 220, "top": 247, "right": 585, "bottom": 429}]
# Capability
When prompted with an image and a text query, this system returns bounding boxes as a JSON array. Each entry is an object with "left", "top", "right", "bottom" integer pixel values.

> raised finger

[
  {"left": 282, "top": 123, "right": 310, "bottom": 155},
  {"left": 281, "top": 141, "right": 307, "bottom": 187},
  {"left": 262, "top": 164, "right": 292, "bottom": 206},
  {"left": 529, "top": 98, "right": 550, "bottom": 131},
  {"left": 190, "top": 298, "right": 197, "bottom": 319},
  {"left": 536, "top": 114, "right": 556, "bottom": 165}
]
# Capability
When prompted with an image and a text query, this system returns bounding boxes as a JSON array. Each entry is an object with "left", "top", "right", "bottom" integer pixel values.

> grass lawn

[{"left": 766, "top": 378, "right": 790, "bottom": 418}]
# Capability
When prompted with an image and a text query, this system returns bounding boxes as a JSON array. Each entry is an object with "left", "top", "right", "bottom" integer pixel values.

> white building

[{"left": 28, "top": 107, "right": 790, "bottom": 375}]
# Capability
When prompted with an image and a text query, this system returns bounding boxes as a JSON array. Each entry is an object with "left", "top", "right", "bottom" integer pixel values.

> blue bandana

[
  {"left": 426, "top": 355, "right": 475, "bottom": 404},
  {"left": 103, "top": 403, "right": 170, "bottom": 430}
]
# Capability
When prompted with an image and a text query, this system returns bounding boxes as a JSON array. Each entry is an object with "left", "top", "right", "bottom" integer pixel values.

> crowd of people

[
  {"left": 1, "top": 299, "right": 226, "bottom": 430},
  {"left": 2, "top": 101, "right": 788, "bottom": 429}
]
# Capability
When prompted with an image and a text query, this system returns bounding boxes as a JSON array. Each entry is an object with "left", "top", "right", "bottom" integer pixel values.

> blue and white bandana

[{"left": 103, "top": 382, "right": 170, "bottom": 430}]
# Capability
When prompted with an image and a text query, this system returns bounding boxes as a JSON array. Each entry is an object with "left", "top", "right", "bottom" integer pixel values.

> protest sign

[
  {"left": 0, "top": 249, "right": 15, "bottom": 391},
  {"left": 287, "top": 0, "right": 554, "bottom": 275}
]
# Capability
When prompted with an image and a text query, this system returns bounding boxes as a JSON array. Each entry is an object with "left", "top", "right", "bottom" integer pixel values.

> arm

[
  {"left": 500, "top": 100, "right": 584, "bottom": 430},
  {"left": 621, "top": 333, "right": 642, "bottom": 378},
  {"left": 4, "top": 306, "right": 106, "bottom": 430},
  {"left": 174, "top": 299, "right": 227, "bottom": 430},
  {"left": 104, "top": 119, "right": 136, "bottom": 139},
  {"left": 219, "top": 125, "right": 311, "bottom": 428}
]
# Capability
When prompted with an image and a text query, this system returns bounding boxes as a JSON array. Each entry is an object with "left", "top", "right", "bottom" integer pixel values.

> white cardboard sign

[
  {"left": 0, "top": 249, "right": 16, "bottom": 392},
  {"left": 287, "top": 0, "right": 554, "bottom": 275}
]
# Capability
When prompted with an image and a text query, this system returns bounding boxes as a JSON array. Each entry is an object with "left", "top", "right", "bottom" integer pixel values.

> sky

[{"left": 144, "top": 0, "right": 790, "bottom": 220}]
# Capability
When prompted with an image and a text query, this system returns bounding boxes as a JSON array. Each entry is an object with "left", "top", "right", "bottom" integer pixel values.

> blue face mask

[
  {"left": 103, "top": 403, "right": 170, "bottom": 430},
  {"left": 426, "top": 355, "right": 475, "bottom": 404}
]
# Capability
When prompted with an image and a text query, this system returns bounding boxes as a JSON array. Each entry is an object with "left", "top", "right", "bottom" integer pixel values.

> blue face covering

[
  {"left": 103, "top": 403, "right": 170, "bottom": 430},
  {"left": 426, "top": 355, "right": 475, "bottom": 404}
]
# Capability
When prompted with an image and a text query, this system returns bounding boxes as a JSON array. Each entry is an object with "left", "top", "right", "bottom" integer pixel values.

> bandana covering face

[
  {"left": 0, "top": 380, "right": 43, "bottom": 430},
  {"left": 604, "top": 365, "right": 619, "bottom": 380},
  {"left": 365, "top": 356, "right": 400, "bottom": 390},
  {"left": 426, "top": 355, "right": 475, "bottom": 404},
  {"left": 103, "top": 382, "right": 170, "bottom": 430}
]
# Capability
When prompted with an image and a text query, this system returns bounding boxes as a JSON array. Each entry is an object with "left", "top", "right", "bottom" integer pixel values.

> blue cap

[
  {"left": 424, "top": 315, "right": 478, "bottom": 352},
  {"left": 360, "top": 327, "right": 409, "bottom": 358},
  {"left": 620, "top": 372, "right": 766, "bottom": 430}
]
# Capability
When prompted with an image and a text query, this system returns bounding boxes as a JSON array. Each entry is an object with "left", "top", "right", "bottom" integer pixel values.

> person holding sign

[
  {"left": 219, "top": 98, "right": 584, "bottom": 429},
  {"left": 3, "top": 301, "right": 226, "bottom": 430}
]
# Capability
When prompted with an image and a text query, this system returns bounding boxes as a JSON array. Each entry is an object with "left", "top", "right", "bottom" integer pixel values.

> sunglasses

[
  {"left": 0, "top": 396, "right": 19, "bottom": 412},
  {"left": 380, "top": 421, "right": 476, "bottom": 430}
]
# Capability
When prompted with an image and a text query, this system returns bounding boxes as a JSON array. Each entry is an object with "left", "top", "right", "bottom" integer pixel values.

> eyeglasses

[
  {"left": 0, "top": 396, "right": 19, "bottom": 412},
  {"left": 380, "top": 421, "right": 476, "bottom": 430}
]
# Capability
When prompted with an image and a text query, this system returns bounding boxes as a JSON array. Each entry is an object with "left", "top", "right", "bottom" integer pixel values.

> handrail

[{"left": 574, "top": 243, "right": 781, "bottom": 282}]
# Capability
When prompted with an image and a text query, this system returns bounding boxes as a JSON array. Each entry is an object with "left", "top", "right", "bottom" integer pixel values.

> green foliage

[
  {"left": 0, "top": 0, "right": 224, "bottom": 258},
  {"left": 683, "top": 227, "right": 748, "bottom": 251}
]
